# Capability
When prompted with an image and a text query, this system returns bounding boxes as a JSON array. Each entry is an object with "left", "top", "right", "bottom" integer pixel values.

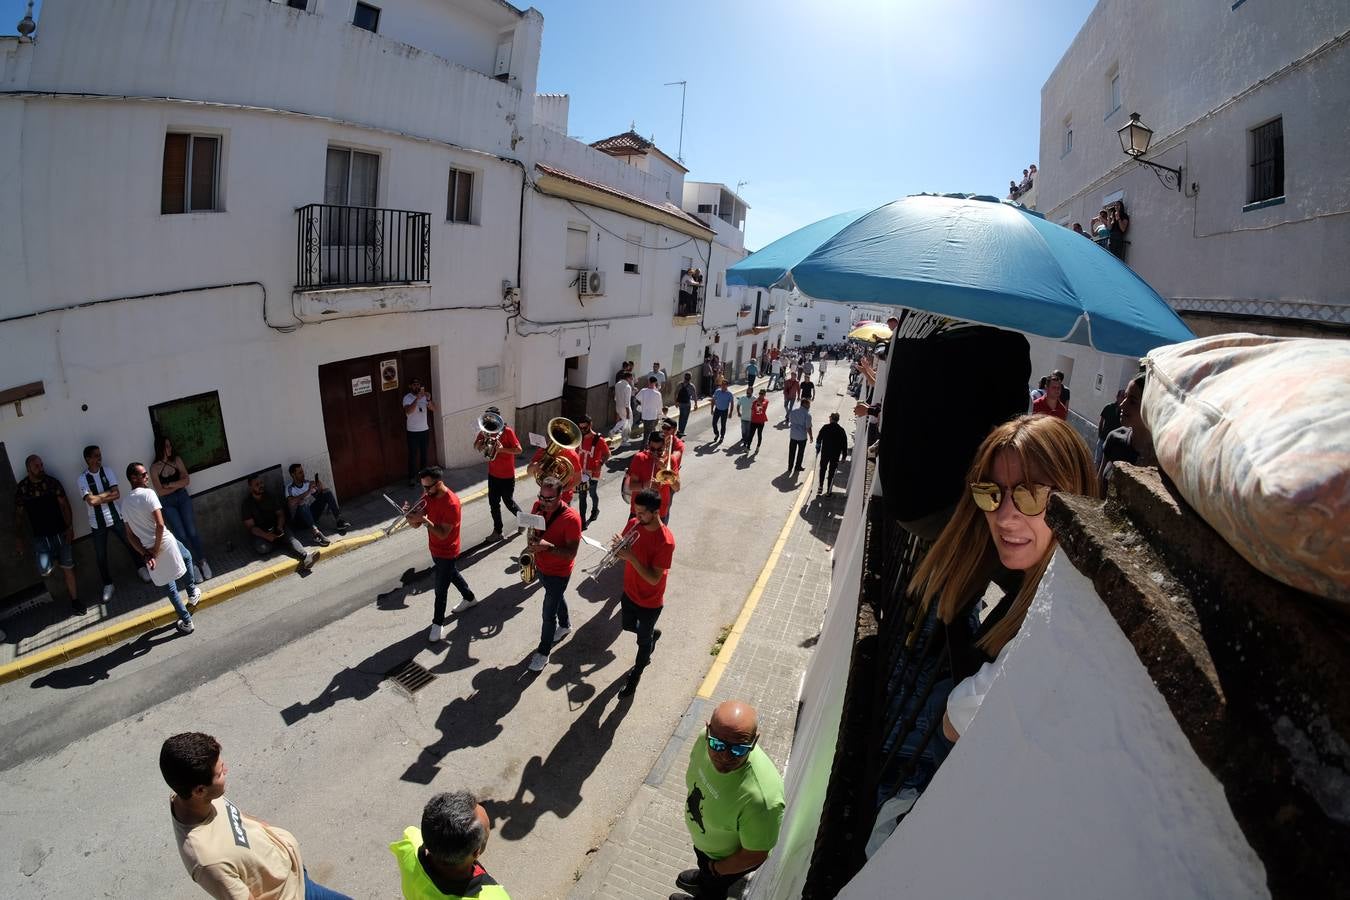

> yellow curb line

[
  {"left": 697, "top": 467, "right": 815, "bottom": 699},
  {"left": 0, "top": 464, "right": 533, "bottom": 687}
]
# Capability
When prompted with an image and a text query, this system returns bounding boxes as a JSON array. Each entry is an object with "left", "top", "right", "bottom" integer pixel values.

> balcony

[
  {"left": 675, "top": 287, "right": 705, "bottom": 321},
  {"left": 296, "top": 204, "right": 430, "bottom": 290}
]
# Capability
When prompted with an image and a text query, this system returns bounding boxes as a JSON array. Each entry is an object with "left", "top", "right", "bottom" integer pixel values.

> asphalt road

[{"left": 0, "top": 387, "right": 851, "bottom": 900}]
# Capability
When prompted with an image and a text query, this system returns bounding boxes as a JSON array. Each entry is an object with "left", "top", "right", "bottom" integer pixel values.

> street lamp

[{"left": 1116, "top": 113, "right": 1182, "bottom": 191}]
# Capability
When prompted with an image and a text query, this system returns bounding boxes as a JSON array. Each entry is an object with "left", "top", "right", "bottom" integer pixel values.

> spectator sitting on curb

[
  {"left": 285, "top": 463, "right": 350, "bottom": 546},
  {"left": 242, "top": 474, "right": 319, "bottom": 571}
]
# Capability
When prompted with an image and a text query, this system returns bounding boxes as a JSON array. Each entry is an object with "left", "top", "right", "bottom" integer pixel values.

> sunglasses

[
  {"left": 706, "top": 731, "right": 756, "bottom": 758},
  {"left": 969, "top": 482, "right": 1053, "bottom": 516},
  {"left": 538, "top": 494, "right": 559, "bottom": 503}
]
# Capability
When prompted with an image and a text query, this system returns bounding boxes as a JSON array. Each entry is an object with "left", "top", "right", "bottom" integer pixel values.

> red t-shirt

[
  {"left": 578, "top": 432, "right": 611, "bottom": 478},
  {"left": 751, "top": 397, "right": 769, "bottom": 423},
  {"left": 422, "top": 489, "right": 461, "bottom": 559},
  {"left": 626, "top": 451, "right": 671, "bottom": 517},
  {"left": 529, "top": 446, "right": 581, "bottom": 502},
  {"left": 487, "top": 426, "right": 523, "bottom": 479},
  {"left": 530, "top": 500, "right": 582, "bottom": 577},
  {"left": 1032, "top": 396, "right": 1069, "bottom": 420},
  {"left": 782, "top": 379, "right": 800, "bottom": 400},
  {"left": 623, "top": 518, "right": 675, "bottom": 608}
]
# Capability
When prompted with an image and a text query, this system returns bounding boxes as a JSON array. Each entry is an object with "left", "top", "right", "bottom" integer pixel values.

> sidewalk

[
  {"left": 572, "top": 450, "right": 849, "bottom": 898},
  {"left": 0, "top": 460, "right": 522, "bottom": 678}
]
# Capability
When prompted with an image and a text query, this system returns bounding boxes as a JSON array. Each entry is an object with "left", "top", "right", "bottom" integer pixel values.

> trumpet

[
  {"left": 382, "top": 492, "right": 428, "bottom": 536},
  {"left": 535, "top": 416, "right": 582, "bottom": 487},
  {"left": 652, "top": 434, "right": 681, "bottom": 492},
  {"left": 476, "top": 410, "right": 506, "bottom": 461},
  {"left": 586, "top": 527, "right": 639, "bottom": 579}
]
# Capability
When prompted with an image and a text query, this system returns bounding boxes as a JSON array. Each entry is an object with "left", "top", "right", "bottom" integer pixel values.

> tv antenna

[{"left": 664, "top": 80, "right": 687, "bottom": 164}]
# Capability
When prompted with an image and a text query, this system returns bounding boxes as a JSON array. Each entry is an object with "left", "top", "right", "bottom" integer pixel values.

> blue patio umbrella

[
  {"left": 726, "top": 209, "right": 870, "bottom": 290},
  {"left": 736, "top": 194, "right": 1194, "bottom": 358}
]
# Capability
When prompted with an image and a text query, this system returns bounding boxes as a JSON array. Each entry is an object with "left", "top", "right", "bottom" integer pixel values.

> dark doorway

[{"left": 318, "top": 347, "right": 436, "bottom": 498}]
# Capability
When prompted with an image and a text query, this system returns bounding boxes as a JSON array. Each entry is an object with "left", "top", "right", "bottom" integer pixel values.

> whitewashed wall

[
  {"left": 1038, "top": 0, "right": 1350, "bottom": 328},
  {"left": 835, "top": 551, "right": 1268, "bottom": 898}
]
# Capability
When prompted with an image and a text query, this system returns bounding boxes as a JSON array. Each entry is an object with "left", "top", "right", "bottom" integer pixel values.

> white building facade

[
  {"left": 784, "top": 297, "right": 890, "bottom": 347},
  {"left": 1022, "top": 0, "right": 1350, "bottom": 439},
  {"left": 0, "top": 0, "right": 780, "bottom": 598}
]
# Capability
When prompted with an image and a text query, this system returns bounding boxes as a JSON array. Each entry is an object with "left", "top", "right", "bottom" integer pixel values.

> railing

[
  {"left": 676, "top": 286, "right": 704, "bottom": 318},
  {"left": 296, "top": 204, "right": 431, "bottom": 289}
]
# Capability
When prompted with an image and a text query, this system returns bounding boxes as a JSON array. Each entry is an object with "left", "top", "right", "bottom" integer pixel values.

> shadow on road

[
  {"left": 29, "top": 624, "right": 183, "bottom": 690},
  {"left": 483, "top": 674, "right": 634, "bottom": 840},
  {"left": 400, "top": 661, "right": 539, "bottom": 785},
  {"left": 278, "top": 628, "right": 431, "bottom": 727},
  {"left": 428, "top": 579, "right": 537, "bottom": 676},
  {"left": 543, "top": 594, "right": 625, "bottom": 706}
]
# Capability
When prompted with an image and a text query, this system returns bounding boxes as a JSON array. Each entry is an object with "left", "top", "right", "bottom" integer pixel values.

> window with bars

[
  {"left": 161, "top": 133, "right": 221, "bottom": 214},
  {"left": 1248, "top": 117, "right": 1284, "bottom": 204},
  {"left": 447, "top": 168, "right": 474, "bottom": 223}
]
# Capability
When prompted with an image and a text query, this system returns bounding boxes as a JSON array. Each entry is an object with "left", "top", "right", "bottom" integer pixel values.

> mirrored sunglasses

[
  {"left": 706, "top": 732, "right": 755, "bottom": 758},
  {"left": 969, "top": 482, "right": 1053, "bottom": 516}
]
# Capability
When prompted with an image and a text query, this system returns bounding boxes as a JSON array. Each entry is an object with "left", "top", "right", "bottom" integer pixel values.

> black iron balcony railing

[
  {"left": 676, "top": 286, "right": 705, "bottom": 318},
  {"left": 296, "top": 203, "right": 431, "bottom": 289}
]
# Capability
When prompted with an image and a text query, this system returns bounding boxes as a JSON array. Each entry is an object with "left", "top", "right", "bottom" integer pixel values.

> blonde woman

[{"left": 867, "top": 414, "right": 1096, "bottom": 856}]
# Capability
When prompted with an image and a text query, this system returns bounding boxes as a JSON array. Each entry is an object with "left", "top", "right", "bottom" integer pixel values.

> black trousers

[
  {"left": 487, "top": 474, "right": 520, "bottom": 532},
  {"left": 621, "top": 593, "right": 663, "bottom": 670},
  {"left": 787, "top": 439, "right": 807, "bottom": 471},
  {"left": 818, "top": 454, "right": 841, "bottom": 490},
  {"left": 690, "top": 847, "right": 763, "bottom": 900},
  {"left": 251, "top": 528, "right": 308, "bottom": 562},
  {"left": 406, "top": 430, "right": 430, "bottom": 480}
]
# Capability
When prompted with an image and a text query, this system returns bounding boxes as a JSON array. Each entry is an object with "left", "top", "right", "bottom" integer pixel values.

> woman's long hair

[
  {"left": 155, "top": 434, "right": 174, "bottom": 463},
  {"left": 907, "top": 414, "right": 1097, "bottom": 654}
]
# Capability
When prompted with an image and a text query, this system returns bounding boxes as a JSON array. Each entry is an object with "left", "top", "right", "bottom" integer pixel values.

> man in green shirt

[
  {"left": 390, "top": 791, "right": 510, "bottom": 900},
  {"left": 677, "top": 700, "right": 785, "bottom": 899}
]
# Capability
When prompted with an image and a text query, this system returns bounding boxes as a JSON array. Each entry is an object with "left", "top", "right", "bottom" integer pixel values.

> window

[
  {"left": 715, "top": 272, "right": 722, "bottom": 297},
  {"left": 1248, "top": 117, "right": 1284, "bottom": 205},
  {"left": 565, "top": 226, "right": 588, "bottom": 269},
  {"left": 325, "top": 146, "right": 379, "bottom": 207},
  {"left": 816, "top": 332, "right": 825, "bottom": 340},
  {"left": 835, "top": 316, "right": 841, "bottom": 323},
  {"left": 1106, "top": 66, "right": 1121, "bottom": 117},
  {"left": 447, "top": 167, "right": 473, "bottom": 223},
  {"left": 286, "top": 0, "right": 308, "bottom": 10},
  {"left": 793, "top": 334, "right": 802, "bottom": 343},
  {"left": 1063, "top": 119, "right": 1074, "bottom": 155},
  {"left": 625, "top": 234, "right": 640, "bottom": 274},
  {"left": 161, "top": 133, "right": 221, "bottom": 214},
  {"left": 795, "top": 317, "right": 803, "bottom": 323},
  {"left": 353, "top": 2, "right": 380, "bottom": 32},
  {"left": 148, "top": 391, "right": 230, "bottom": 471},
  {"left": 697, "top": 203, "right": 714, "bottom": 214}
]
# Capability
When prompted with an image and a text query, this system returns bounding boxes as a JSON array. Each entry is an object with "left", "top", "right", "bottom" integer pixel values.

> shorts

[{"left": 34, "top": 533, "right": 75, "bottom": 576}]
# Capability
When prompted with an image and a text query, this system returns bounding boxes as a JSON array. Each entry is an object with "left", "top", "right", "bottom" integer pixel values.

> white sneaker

[
  {"left": 451, "top": 596, "right": 480, "bottom": 615},
  {"left": 428, "top": 624, "right": 445, "bottom": 642},
  {"left": 199, "top": 559, "right": 213, "bottom": 580},
  {"left": 553, "top": 626, "right": 572, "bottom": 643},
  {"left": 302, "top": 550, "right": 319, "bottom": 570},
  {"left": 176, "top": 619, "right": 195, "bottom": 634},
  {"left": 187, "top": 586, "right": 202, "bottom": 608},
  {"left": 102, "top": 584, "right": 115, "bottom": 603},
  {"left": 528, "top": 652, "right": 548, "bottom": 672},
  {"left": 137, "top": 566, "right": 151, "bottom": 583}
]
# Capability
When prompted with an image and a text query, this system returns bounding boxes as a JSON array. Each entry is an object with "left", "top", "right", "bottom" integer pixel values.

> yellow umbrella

[{"left": 847, "top": 322, "right": 893, "bottom": 342}]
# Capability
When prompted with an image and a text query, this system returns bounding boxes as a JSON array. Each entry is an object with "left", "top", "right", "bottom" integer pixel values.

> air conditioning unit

[{"left": 577, "top": 269, "right": 605, "bottom": 297}]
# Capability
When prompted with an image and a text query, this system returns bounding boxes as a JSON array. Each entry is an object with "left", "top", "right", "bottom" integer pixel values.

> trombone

[
  {"left": 382, "top": 492, "right": 428, "bottom": 536},
  {"left": 652, "top": 433, "right": 681, "bottom": 492}
]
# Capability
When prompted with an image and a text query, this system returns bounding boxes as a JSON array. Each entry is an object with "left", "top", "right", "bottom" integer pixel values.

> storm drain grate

[{"left": 384, "top": 659, "right": 436, "bottom": 696}]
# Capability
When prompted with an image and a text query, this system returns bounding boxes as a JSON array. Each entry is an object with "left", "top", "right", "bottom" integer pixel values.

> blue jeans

[
  {"left": 33, "top": 532, "right": 74, "bottom": 575},
  {"left": 432, "top": 556, "right": 472, "bottom": 625},
  {"left": 711, "top": 407, "right": 730, "bottom": 440},
  {"left": 160, "top": 488, "right": 205, "bottom": 561},
  {"left": 577, "top": 479, "right": 600, "bottom": 520},
  {"left": 92, "top": 525, "right": 139, "bottom": 585},
  {"left": 164, "top": 540, "right": 196, "bottom": 626},
  {"left": 292, "top": 491, "right": 340, "bottom": 531},
  {"left": 784, "top": 397, "right": 796, "bottom": 420},
  {"left": 677, "top": 401, "right": 692, "bottom": 435},
  {"left": 303, "top": 870, "right": 353, "bottom": 900},
  {"left": 536, "top": 572, "right": 571, "bottom": 655}
]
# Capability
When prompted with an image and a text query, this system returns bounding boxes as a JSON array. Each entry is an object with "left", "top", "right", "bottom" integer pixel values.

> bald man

[{"left": 677, "top": 700, "right": 785, "bottom": 899}]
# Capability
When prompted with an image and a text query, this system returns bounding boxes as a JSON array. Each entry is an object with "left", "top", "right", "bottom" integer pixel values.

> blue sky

[{"left": 3, "top": 0, "right": 1094, "bottom": 247}]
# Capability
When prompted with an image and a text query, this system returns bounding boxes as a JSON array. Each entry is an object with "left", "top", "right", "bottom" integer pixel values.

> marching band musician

[
  {"left": 614, "top": 488, "right": 676, "bottom": 697},
  {"left": 624, "top": 432, "right": 671, "bottom": 524},
  {"left": 526, "top": 477, "right": 583, "bottom": 673},
  {"left": 475, "top": 406, "right": 523, "bottom": 542},
  {"left": 526, "top": 440, "right": 582, "bottom": 505},
  {"left": 405, "top": 466, "right": 477, "bottom": 643},
  {"left": 574, "top": 414, "right": 611, "bottom": 529}
]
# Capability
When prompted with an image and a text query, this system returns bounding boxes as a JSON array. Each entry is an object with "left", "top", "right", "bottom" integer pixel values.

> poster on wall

[
  {"left": 148, "top": 391, "right": 231, "bottom": 473},
  {"left": 380, "top": 359, "right": 399, "bottom": 391},
  {"left": 352, "top": 375, "right": 373, "bottom": 396}
]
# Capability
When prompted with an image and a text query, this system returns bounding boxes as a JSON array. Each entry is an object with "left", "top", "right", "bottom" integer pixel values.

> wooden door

[{"left": 318, "top": 347, "right": 436, "bottom": 498}]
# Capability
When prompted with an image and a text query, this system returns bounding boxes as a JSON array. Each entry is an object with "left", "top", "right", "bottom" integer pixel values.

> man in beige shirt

[{"left": 161, "top": 732, "right": 351, "bottom": 899}]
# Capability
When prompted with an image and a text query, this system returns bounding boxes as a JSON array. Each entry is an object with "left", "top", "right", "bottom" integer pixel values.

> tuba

[
  {"left": 536, "top": 417, "right": 582, "bottom": 486},
  {"left": 476, "top": 410, "right": 505, "bottom": 460},
  {"left": 652, "top": 434, "right": 681, "bottom": 492}
]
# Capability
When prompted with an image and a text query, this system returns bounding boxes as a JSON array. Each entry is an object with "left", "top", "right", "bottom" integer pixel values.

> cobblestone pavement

[{"left": 572, "top": 450, "right": 851, "bottom": 900}]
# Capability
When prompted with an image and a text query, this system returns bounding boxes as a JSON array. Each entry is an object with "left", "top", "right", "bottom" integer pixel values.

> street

[{"left": 0, "top": 389, "right": 852, "bottom": 900}]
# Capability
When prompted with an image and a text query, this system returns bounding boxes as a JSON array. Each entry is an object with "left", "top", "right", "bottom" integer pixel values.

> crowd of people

[
  {"left": 1068, "top": 200, "right": 1130, "bottom": 260},
  {"left": 1007, "top": 163, "right": 1037, "bottom": 201}
]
